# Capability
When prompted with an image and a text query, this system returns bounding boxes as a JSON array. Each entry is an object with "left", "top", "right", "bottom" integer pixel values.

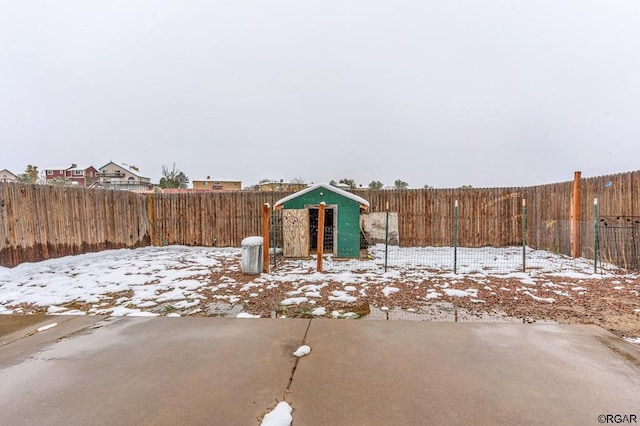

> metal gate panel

[{"left": 597, "top": 216, "right": 640, "bottom": 272}]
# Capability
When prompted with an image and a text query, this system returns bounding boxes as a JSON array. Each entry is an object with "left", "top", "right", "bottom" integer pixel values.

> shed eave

[{"left": 274, "top": 183, "right": 370, "bottom": 208}]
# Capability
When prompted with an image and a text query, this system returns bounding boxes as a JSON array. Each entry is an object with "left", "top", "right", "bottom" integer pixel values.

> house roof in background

[
  {"left": 98, "top": 162, "right": 149, "bottom": 178},
  {"left": 192, "top": 178, "right": 241, "bottom": 182},
  {"left": 0, "top": 169, "right": 18, "bottom": 178},
  {"left": 68, "top": 165, "right": 97, "bottom": 171}
]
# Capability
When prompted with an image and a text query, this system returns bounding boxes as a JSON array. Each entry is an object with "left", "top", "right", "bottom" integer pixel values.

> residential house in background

[
  {"left": 97, "top": 162, "right": 152, "bottom": 191},
  {"left": 44, "top": 164, "right": 99, "bottom": 187},
  {"left": 258, "top": 181, "right": 308, "bottom": 192},
  {"left": 44, "top": 166, "right": 69, "bottom": 183},
  {"left": 192, "top": 177, "right": 242, "bottom": 191},
  {"left": 0, "top": 169, "right": 18, "bottom": 183}
]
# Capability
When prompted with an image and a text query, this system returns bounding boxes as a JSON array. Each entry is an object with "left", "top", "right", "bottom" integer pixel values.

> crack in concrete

[
  {"left": 258, "top": 318, "right": 312, "bottom": 424},
  {"left": 283, "top": 318, "right": 312, "bottom": 400}
]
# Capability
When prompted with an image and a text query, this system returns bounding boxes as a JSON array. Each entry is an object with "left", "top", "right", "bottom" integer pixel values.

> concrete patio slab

[
  {"left": 0, "top": 317, "right": 309, "bottom": 426},
  {"left": 0, "top": 315, "right": 107, "bottom": 366},
  {"left": 0, "top": 317, "right": 638, "bottom": 425},
  {"left": 290, "top": 321, "right": 640, "bottom": 426}
]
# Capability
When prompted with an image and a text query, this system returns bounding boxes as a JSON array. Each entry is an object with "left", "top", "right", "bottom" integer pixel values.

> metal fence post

[
  {"left": 454, "top": 200, "right": 458, "bottom": 274},
  {"left": 384, "top": 201, "right": 389, "bottom": 272},
  {"left": 522, "top": 198, "right": 527, "bottom": 272},
  {"left": 594, "top": 198, "right": 598, "bottom": 274}
]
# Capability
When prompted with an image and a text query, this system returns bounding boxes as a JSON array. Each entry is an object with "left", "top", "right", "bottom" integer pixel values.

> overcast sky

[{"left": 2, "top": 1, "right": 640, "bottom": 188}]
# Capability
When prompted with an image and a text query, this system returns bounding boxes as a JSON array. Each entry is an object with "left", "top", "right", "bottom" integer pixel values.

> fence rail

[{"left": 1, "top": 170, "right": 639, "bottom": 268}]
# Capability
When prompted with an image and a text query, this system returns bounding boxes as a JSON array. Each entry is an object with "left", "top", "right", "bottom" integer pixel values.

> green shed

[{"left": 274, "top": 183, "right": 369, "bottom": 259}]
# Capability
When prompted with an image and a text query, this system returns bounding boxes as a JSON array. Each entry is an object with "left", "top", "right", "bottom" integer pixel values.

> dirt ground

[
  {"left": 6, "top": 252, "right": 640, "bottom": 342},
  {"left": 240, "top": 274, "right": 640, "bottom": 339},
  {"left": 199, "top": 255, "right": 640, "bottom": 341}
]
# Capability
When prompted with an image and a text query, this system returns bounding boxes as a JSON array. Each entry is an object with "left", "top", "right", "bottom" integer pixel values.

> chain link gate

[{"left": 597, "top": 216, "right": 640, "bottom": 272}]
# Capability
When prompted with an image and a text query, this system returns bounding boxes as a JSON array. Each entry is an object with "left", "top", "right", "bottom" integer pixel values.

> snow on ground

[
  {"left": 331, "top": 244, "right": 612, "bottom": 275},
  {"left": 0, "top": 245, "right": 638, "bottom": 343}
]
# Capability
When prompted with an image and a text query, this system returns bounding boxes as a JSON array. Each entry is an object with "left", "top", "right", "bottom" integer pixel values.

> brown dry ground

[
  {"left": 241, "top": 274, "right": 640, "bottom": 339},
  {"left": 206, "top": 255, "right": 640, "bottom": 340},
  {"left": 6, "top": 253, "right": 640, "bottom": 341}
]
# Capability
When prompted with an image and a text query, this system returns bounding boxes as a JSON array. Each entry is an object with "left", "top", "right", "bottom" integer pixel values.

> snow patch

[
  {"left": 382, "top": 286, "right": 400, "bottom": 297},
  {"left": 311, "top": 307, "right": 326, "bottom": 316},
  {"left": 328, "top": 291, "right": 357, "bottom": 303},
  {"left": 524, "top": 291, "right": 555, "bottom": 303},
  {"left": 37, "top": 323, "right": 58, "bottom": 332},
  {"left": 280, "top": 297, "right": 308, "bottom": 305},
  {"left": 261, "top": 401, "right": 293, "bottom": 426},
  {"left": 293, "top": 345, "right": 311, "bottom": 357},
  {"left": 443, "top": 289, "right": 472, "bottom": 297}
]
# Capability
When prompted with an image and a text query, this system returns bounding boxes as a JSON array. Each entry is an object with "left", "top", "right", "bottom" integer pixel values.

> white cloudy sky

[{"left": 1, "top": 1, "right": 639, "bottom": 188}]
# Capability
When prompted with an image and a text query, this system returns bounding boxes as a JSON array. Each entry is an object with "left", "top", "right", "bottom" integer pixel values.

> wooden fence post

[
  {"left": 317, "top": 202, "right": 325, "bottom": 272},
  {"left": 262, "top": 203, "right": 270, "bottom": 273},
  {"left": 572, "top": 171, "right": 581, "bottom": 258}
]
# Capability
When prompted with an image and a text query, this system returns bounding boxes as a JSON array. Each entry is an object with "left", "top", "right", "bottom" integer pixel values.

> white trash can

[{"left": 241, "top": 236, "right": 264, "bottom": 275}]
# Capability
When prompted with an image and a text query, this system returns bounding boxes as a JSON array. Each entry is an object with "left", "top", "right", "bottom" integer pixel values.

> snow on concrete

[
  {"left": 293, "top": 345, "right": 311, "bottom": 357},
  {"left": 36, "top": 323, "right": 58, "bottom": 332},
  {"left": 261, "top": 401, "right": 293, "bottom": 426}
]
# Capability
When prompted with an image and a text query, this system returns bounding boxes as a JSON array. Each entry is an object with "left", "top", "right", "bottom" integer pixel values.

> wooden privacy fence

[
  {"left": 0, "top": 184, "right": 149, "bottom": 267},
  {"left": 1, "top": 170, "right": 639, "bottom": 267}
]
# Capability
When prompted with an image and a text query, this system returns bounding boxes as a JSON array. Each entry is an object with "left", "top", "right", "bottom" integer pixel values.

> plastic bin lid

[{"left": 241, "top": 236, "right": 264, "bottom": 246}]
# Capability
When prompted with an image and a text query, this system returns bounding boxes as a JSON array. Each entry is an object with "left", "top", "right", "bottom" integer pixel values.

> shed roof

[{"left": 274, "top": 183, "right": 369, "bottom": 208}]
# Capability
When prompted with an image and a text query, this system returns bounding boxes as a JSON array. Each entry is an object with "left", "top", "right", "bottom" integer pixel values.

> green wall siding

[{"left": 281, "top": 187, "right": 363, "bottom": 258}]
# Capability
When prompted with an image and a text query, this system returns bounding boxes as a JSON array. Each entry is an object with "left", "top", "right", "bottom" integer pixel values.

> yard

[{"left": 1, "top": 245, "right": 638, "bottom": 344}]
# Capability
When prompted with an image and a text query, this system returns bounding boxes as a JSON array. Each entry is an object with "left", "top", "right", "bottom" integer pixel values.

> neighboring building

[
  {"left": 274, "top": 183, "right": 369, "bottom": 259},
  {"left": 97, "top": 162, "right": 152, "bottom": 191},
  {"left": 258, "top": 181, "right": 308, "bottom": 192},
  {"left": 44, "top": 164, "right": 99, "bottom": 187},
  {"left": 0, "top": 169, "right": 18, "bottom": 183},
  {"left": 192, "top": 177, "right": 242, "bottom": 191},
  {"left": 44, "top": 166, "right": 68, "bottom": 183}
]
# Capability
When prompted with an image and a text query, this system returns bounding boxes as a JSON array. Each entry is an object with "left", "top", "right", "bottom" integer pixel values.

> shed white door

[{"left": 283, "top": 209, "right": 309, "bottom": 258}]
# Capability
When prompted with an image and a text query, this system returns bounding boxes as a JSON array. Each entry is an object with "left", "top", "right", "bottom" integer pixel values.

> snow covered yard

[{"left": 0, "top": 245, "right": 638, "bottom": 343}]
